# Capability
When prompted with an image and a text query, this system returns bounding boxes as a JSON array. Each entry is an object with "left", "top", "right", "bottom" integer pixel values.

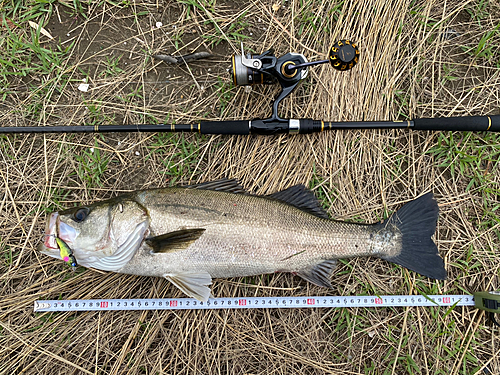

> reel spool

[
  {"left": 231, "top": 54, "right": 275, "bottom": 86},
  {"left": 230, "top": 40, "right": 359, "bottom": 122}
]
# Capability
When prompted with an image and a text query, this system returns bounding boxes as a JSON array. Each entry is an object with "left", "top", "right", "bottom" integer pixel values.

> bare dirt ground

[{"left": 0, "top": 0, "right": 499, "bottom": 374}]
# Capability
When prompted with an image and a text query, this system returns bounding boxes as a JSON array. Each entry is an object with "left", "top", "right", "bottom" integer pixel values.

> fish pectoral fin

[
  {"left": 296, "top": 259, "right": 337, "bottom": 288},
  {"left": 164, "top": 271, "right": 213, "bottom": 302},
  {"left": 268, "top": 185, "right": 329, "bottom": 219},
  {"left": 146, "top": 228, "right": 206, "bottom": 253}
]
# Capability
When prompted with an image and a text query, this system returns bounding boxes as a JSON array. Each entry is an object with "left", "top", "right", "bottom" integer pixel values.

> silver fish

[{"left": 40, "top": 179, "right": 446, "bottom": 301}]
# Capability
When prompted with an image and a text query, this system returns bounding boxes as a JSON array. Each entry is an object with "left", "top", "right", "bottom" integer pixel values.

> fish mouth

[
  {"left": 40, "top": 212, "right": 79, "bottom": 257},
  {"left": 41, "top": 212, "right": 58, "bottom": 255}
]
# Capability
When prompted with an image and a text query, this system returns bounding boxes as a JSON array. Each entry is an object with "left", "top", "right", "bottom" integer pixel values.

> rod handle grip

[
  {"left": 200, "top": 120, "right": 250, "bottom": 135},
  {"left": 413, "top": 115, "right": 500, "bottom": 132}
]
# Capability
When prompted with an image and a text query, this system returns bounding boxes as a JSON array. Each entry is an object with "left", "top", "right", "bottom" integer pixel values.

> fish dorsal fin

[
  {"left": 186, "top": 178, "right": 246, "bottom": 194},
  {"left": 269, "top": 185, "right": 329, "bottom": 219},
  {"left": 296, "top": 259, "right": 337, "bottom": 288},
  {"left": 164, "top": 271, "right": 212, "bottom": 302},
  {"left": 146, "top": 228, "right": 206, "bottom": 253}
]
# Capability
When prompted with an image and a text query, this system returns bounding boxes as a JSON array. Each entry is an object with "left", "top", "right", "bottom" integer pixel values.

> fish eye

[{"left": 72, "top": 207, "right": 90, "bottom": 223}]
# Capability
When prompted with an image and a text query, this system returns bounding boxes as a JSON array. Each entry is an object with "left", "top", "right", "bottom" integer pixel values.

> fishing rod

[{"left": 1, "top": 40, "right": 499, "bottom": 135}]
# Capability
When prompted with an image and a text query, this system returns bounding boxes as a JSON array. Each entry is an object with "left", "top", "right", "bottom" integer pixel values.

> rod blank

[{"left": 0, "top": 115, "right": 498, "bottom": 135}]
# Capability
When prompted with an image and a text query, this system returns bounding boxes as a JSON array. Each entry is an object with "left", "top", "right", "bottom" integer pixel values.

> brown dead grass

[{"left": 1, "top": 0, "right": 499, "bottom": 374}]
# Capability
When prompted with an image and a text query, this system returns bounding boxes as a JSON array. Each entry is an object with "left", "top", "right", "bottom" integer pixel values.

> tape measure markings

[{"left": 34, "top": 294, "right": 474, "bottom": 312}]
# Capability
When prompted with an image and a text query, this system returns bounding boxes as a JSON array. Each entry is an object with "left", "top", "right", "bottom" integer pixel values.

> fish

[{"left": 39, "top": 179, "right": 446, "bottom": 301}]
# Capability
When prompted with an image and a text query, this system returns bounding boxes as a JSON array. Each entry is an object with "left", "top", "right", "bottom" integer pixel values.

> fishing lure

[{"left": 55, "top": 237, "right": 77, "bottom": 269}]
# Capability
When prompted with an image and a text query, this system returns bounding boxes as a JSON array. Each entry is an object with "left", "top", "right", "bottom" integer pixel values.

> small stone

[{"left": 78, "top": 83, "right": 89, "bottom": 92}]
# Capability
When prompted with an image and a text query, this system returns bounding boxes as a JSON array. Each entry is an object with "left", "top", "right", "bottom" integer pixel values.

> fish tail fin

[{"left": 380, "top": 193, "right": 447, "bottom": 280}]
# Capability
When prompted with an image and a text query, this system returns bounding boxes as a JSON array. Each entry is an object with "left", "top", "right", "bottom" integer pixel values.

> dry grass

[{"left": 1, "top": 0, "right": 499, "bottom": 374}]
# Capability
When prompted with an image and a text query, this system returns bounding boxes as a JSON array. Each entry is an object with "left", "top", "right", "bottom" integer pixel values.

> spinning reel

[{"left": 230, "top": 40, "right": 360, "bottom": 132}]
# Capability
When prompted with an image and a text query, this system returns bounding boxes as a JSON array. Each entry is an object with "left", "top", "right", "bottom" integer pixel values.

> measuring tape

[{"left": 34, "top": 293, "right": 491, "bottom": 312}]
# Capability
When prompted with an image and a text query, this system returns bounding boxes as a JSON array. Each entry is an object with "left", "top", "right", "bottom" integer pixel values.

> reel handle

[
  {"left": 329, "top": 40, "right": 360, "bottom": 71},
  {"left": 284, "top": 40, "right": 360, "bottom": 74}
]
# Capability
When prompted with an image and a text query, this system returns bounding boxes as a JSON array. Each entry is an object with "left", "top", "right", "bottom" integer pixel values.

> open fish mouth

[
  {"left": 41, "top": 212, "right": 58, "bottom": 253},
  {"left": 40, "top": 212, "right": 79, "bottom": 257}
]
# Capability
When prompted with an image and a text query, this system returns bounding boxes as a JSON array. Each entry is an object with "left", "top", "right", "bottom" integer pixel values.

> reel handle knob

[{"left": 329, "top": 40, "right": 360, "bottom": 71}]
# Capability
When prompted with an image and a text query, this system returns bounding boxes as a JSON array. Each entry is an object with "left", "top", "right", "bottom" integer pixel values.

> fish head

[{"left": 40, "top": 197, "right": 150, "bottom": 271}]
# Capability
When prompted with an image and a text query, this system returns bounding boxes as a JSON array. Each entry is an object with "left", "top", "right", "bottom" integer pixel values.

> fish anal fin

[
  {"left": 296, "top": 259, "right": 337, "bottom": 288},
  {"left": 186, "top": 178, "right": 246, "bottom": 194},
  {"left": 146, "top": 228, "right": 205, "bottom": 253},
  {"left": 269, "top": 185, "right": 329, "bottom": 219},
  {"left": 164, "top": 271, "right": 213, "bottom": 302}
]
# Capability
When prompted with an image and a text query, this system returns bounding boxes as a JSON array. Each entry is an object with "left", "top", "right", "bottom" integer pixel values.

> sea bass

[{"left": 40, "top": 179, "right": 446, "bottom": 301}]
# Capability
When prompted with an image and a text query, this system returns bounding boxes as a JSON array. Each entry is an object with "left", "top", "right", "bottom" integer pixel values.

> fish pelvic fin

[
  {"left": 164, "top": 271, "right": 213, "bottom": 302},
  {"left": 268, "top": 185, "right": 329, "bottom": 219},
  {"left": 380, "top": 192, "right": 447, "bottom": 280},
  {"left": 296, "top": 259, "right": 337, "bottom": 288},
  {"left": 146, "top": 228, "right": 206, "bottom": 253}
]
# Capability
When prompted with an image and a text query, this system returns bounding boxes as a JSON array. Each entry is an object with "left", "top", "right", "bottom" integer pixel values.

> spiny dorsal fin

[
  {"left": 146, "top": 228, "right": 206, "bottom": 253},
  {"left": 296, "top": 259, "right": 337, "bottom": 288},
  {"left": 269, "top": 185, "right": 329, "bottom": 219},
  {"left": 186, "top": 178, "right": 246, "bottom": 194},
  {"left": 164, "top": 271, "right": 213, "bottom": 302}
]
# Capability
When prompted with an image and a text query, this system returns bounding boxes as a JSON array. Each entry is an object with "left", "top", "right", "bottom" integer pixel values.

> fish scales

[
  {"left": 40, "top": 179, "right": 447, "bottom": 301},
  {"left": 123, "top": 188, "right": 383, "bottom": 279}
]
